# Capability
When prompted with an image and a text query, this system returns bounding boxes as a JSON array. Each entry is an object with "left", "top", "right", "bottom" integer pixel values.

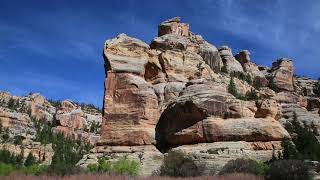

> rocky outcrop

[
  {"left": 270, "top": 58, "right": 294, "bottom": 91},
  {"left": 255, "top": 99, "right": 281, "bottom": 120},
  {"left": 158, "top": 17, "right": 189, "bottom": 37},
  {"left": 100, "top": 72, "right": 159, "bottom": 146},
  {"left": 157, "top": 117, "right": 288, "bottom": 147},
  {"left": 235, "top": 50, "right": 268, "bottom": 87},
  {"left": 0, "top": 91, "right": 102, "bottom": 164},
  {"left": 77, "top": 145, "right": 163, "bottom": 175},
  {"left": 219, "top": 46, "right": 244, "bottom": 73},
  {"left": 4, "top": 17, "right": 319, "bottom": 176},
  {"left": 296, "top": 77, "right": 319, "bottom": 96},
  {"left": 55, "top": 100, "right": 101, "bottom": 145},
  {"left": 151, "top": 17, "right": 222, "bottom": 72},
  {"left": 94, "top": 17, "right": 292, "bottom": 175},
  {"left": 171, "top": 141, "right": 283, "bottom": 175}
]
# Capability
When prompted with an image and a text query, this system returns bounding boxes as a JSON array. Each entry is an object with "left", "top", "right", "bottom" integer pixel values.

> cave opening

[{"left": 155, "top": 101, "right": 208, "bottom": 153}]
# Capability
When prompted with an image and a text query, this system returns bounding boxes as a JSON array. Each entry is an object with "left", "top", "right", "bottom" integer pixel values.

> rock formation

[
  {"left": 2, "top": 17, "right": 320, "bottom": 176},
  {"left": 0, "top": 92, "right": 102, "bottom": 164},
  {"left": 77, "top": 17, "right": 320, "bottom": 175}
]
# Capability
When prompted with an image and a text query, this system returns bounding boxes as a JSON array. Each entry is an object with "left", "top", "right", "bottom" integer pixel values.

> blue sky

[{"left": 0, "top": 0, "right": 319, "bottom": 107}]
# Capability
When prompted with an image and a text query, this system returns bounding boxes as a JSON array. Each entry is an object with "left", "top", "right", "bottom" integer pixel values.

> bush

[
  {"left": 0, "top": 162, "right": 15, "bottom": 176},
  {"left": 87, "top": 163, "right": 99, "bottom": 173},
  {"left": 21, "top": 164, "right": 49, "bottom": 175},
  {"left": 24, "top": 153, "right": 37, "bottom": 167},
  {"left": 87, "top": 157, "right": 139, "bottom": 176},
  {"left": 87, "top": 158, "right": 112, "bottom": 173},
  {"left": 160, "top": 150, "right": 205, "bottom": 177},
  {"left": 266, "top": 160, "right": 310, "bottom": 180},
  {"left": 111, "top": 157, "right": 140, "bottom": 176},
  {"left": 219, "top": 158, "right": 269, "bottom": 176}
]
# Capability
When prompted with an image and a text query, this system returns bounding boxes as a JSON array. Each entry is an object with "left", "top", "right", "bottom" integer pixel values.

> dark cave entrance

[{"left": 155, "top": 101, "right": 208, "bottom": 152}]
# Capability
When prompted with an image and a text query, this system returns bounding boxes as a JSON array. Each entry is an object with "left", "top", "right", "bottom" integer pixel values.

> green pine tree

[{"left": 228, "top": 77, "right": 238, "bottom": 97}]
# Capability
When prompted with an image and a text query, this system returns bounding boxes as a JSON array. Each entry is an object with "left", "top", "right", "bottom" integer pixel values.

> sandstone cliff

[
  {"left": 0, "top": 92, "right": 102, "bottom": 164},
  {"left": 78, "top": 17, "right": 320, "bottom": 175}
]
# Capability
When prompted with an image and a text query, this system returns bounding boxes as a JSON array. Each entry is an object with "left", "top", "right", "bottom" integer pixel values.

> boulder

[
  {"left": 255, "top": 99, "right": 281, "bottom": 120},
  {"left": 235, "top": 50, "right": 251, "bottom": 63}
]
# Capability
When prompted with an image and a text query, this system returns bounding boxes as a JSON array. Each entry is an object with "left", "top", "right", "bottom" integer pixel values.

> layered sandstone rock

[
  {"left": 100, "top": 72, "right": 159, "bottom": 146},
  {"left": 235, "top": 50, "right": 268, "bottom": 87},
  {"left": 158, "top": 17, "right": 189, "bottom": 37},
  {"left": 219, "top": 46, "right": 244, "bottom": 73},
  {"left": 0, "top": 92, "right": 102, "bottom": 152},
  {"left": 55, "top": 100, "right": 101, "bottom": 145},
  {"left": 296, "top": 77, "right": 319, "bottom": 96},
  {"left": 95, "top": 17, "right": 292, "bottom": 175},
  {"left": 255, "top": 99, "right": 282, "bottom": 120},
  {"left": 270, "top": 58, "right": 294, "bottom": 91},
  {"left": 151, "top": 17, "right": 222, "bottom": 72},
  {"left": 157, "top": 117, "right": 288, "bottom": 147},
  {"left": 171, "top": 141, "right": 283, "bottom": 175}
]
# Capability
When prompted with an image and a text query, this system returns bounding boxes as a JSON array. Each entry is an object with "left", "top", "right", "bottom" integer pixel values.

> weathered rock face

[
  {"left": 219, "top": 46, "right": 244, "bottom": 73},
  {"left": 100, "top": 72, "right": 159, "bottom": 146},
  {"left": 280, "top": 103, "right": 320, "bottom": 135},
  {"left": 235, "top": 50, "right": 251, "bottom": 64},
  {"left": 55, "top": 100, "right": 102, "bottom": 145},
  {"left": 158, "top": 17, "right": 189, "bottom": 37},
  {"left": 296, "top": 77, "right": 319, "bottom": 96},
  {"left": 104, "top": 34, "right": 150, "bottom": 75},
  {"left": 171, "top": 141, "right": 283, "bottom": 175},
  {"left": 97, "top": 17, "right": 293, "bottom": 175},
  {"left": 151, "top": 17, "right": 222, "bottom": 72},
  {"left": 255, "top": 99, "right": 282, "bottom": 120},
  {"left": 235, "top": 50, "right": 268, "bottom": 87},
  {"left": 157, "top": 117, "right": 288, "bottom": 147},
  {"left": 0, "top": 91, "right": 102, "bottom": 160},
  {"left": 270, "top": 58, "right": 294, "bottom": 91}
]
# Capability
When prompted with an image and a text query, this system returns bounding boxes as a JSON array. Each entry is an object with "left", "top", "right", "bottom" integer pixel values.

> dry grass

[{"left": 2, "top": 173, "right": 263, "bottom": 180}]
